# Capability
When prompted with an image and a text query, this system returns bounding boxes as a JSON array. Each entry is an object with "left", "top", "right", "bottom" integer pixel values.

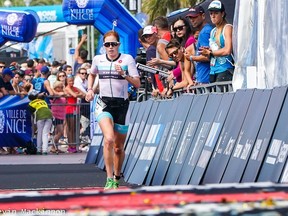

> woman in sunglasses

[
  {"left": 86, "top": 30, "right": 141, "bottom": 190},
  {"left": 165, "top": 38, "right": 193, "bottom": 91},
  {"left": 170, "top": 17, "right": 197, "bottom": 89}
]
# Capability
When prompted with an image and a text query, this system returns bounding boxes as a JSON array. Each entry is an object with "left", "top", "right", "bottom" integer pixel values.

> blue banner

[
  {"left": 0, "top": 96, "right": 32, "bottom": 147},
  {"left": 0, "top": 10, "right": 39, "bottom": 45},
  {"left": 0, "top": 5, "right": 64, "bottom": 23}
]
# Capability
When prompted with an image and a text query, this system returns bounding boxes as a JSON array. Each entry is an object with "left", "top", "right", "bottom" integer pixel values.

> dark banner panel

[
  {"left": 123, "top": 100, "right": 154, "bottom": 181},
  {"left": 121, "top": 102, "right": 140, "bottom": 172},
  {"left": 125, "top": 101, "right": 159, "bottom": 182},
  {"left": 152, "top": 95, "right": 195, "bottom": 186},
  {"left": 145, "top": 97, "right": 184, "bottom": 185},
  {"left": 202, "top": 89, "right": 254, "bottom": 184},
  {"left": 127, "top": 100, "right": 173, "bottom": 185},
  {"left": 221, "top": 89, "right": 272, "bottom": 183},
  {"left": 188, "top": 93, "right": 234, "bottom": 185},
  {"left": 241, "top": 86, "right": 288, "bottom": 182},
  {"left": 122, "top": 100, "right": 150, "bottom": 174},
  {"left": 85, "top": 123, "right": 103, "bottom": 164},
  {"left": 164, "top": 94, "right": 210, "bottom": 185},
  {"left": 257, "top": 89, "right": 288, "bottom": 182}
]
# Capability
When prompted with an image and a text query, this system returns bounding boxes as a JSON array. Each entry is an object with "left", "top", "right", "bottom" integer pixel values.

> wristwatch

[{"left": 121, "top": 70, "right": 128, "bottom": 78}]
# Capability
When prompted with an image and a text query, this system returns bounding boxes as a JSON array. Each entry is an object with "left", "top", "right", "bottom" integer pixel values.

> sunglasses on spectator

[
  {"left": 59, "top": 74, "right": 66, "bottom": 77},
  {"left": 103, "top": 42, "right": 119, "bottom": 47},
  {"left": 0, "top": 65, "right": 5, "bottom": 68},
  {"left": 168, "top": 48, "right": 180, "bottom": 58},
  {"left": 143, "top": 34, "right": 154, "bottom": 39},
  {"left": 80, "top": 72, "right": 87, "bottom": 75},
  {"left": 173, "top": 25, "right": 185, "bottom": 32}
]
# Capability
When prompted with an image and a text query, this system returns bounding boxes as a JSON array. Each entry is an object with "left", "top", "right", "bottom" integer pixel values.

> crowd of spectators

[
  {"left": 0, "top": 37, "right": 93, "bottom": 155},
  {"left": 137, "top": 0, "right": 234, "bottom": 98},
  {"left": 0, "top": 0, "right": 233, "bottom": 155}
]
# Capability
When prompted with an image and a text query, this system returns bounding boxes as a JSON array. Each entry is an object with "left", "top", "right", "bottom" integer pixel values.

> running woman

[{"left": 85, "top": 30, "right": 141, "bottom": 189}]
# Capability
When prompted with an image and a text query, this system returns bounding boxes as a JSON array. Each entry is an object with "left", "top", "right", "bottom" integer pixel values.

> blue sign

[
  {"left": 69, "top": 48, "right": 75, "bottom": 55},
  {"left": 0, "top": 10, "right": 39, "bottom": 46},
  {"left": 0, "top": 96, "right": 32, "bottom": 147},
  {"left": 0, "top": 5, "right": 64, "bottom": 23}
]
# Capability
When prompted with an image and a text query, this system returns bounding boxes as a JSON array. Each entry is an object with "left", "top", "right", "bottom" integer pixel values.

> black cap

[{"left": 186, "top": 6, "right": 205, "bottom": 18}]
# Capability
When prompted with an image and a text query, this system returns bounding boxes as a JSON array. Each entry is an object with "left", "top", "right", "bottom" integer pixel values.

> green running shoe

[
  {"left": 104, "top": 178, "right": 114, "bottom": 190},
  {"left": 113, "top": 180, "right": 119, "bottom": 189}
]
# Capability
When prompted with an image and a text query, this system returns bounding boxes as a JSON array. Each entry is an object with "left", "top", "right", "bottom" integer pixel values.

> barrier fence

[
  {"left": 86, "top": 85, "right": 288, "bottom": 186},
  {"left": 0, "top": 95, "right": 90, "bottom": 153}
]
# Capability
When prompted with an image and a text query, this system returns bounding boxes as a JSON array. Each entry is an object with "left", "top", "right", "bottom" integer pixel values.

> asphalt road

[{"left": 0, "top": 153, "right": 129, "bottom": 190}]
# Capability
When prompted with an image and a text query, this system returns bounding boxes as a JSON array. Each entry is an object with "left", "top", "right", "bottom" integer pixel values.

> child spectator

[{"left": 28, "top": 90, "right": 53, "bottom": 155}]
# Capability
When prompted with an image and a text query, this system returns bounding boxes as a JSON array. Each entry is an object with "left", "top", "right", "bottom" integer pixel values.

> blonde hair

[{"left": 53, "top": 80, "right": 64, "bottom": 89}]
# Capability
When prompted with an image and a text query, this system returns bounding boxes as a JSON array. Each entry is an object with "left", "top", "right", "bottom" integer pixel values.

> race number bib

[
  {"left": 210, "top": 57, "right": 216, "bottom": 66},
  {"left": 95, "top": 97, "right": 107, "bottom": 117}
]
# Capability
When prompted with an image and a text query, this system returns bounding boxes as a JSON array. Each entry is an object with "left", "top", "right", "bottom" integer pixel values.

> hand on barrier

[{"left": 0, "top": 10, "right": 39, "bottom": 43}]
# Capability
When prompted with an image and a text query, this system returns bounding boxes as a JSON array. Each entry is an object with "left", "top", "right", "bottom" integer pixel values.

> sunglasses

[
  {"left": 168, "top": 48, "right": 180, "bottom": 58},
  {"left": 143, "top": 34, "right": 154, "bottom": 39},
  {"left": 103, "top": 42, "right": 119, "bottom": 47},
  {"left": 0, "top": 66, "right": 5, "bottom": 68},
  {"left": 80, "top": 73, "right": 87, "bottom": 75},
  {"left": 59, "top": 74, "right": 66, "bottom": 77},
  {"left": 173, "top": 25, "right": 185, "bottom": 32}
]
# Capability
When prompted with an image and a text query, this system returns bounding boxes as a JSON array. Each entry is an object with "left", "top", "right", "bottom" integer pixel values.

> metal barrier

[
  {"left": 46, "top": 96, "right": 91, "bottom": 152},
  {"left": 136, "top": 81, "right": 233, "bottom": 101}
]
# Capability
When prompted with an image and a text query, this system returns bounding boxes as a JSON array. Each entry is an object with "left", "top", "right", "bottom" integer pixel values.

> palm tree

[
  {"left": 142, "top": 0, "right": 200, "bottom": 22},
  {"left": 2, "top": 0, "right": 62, "bottom": 7}
]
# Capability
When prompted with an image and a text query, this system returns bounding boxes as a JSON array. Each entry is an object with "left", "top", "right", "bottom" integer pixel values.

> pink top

[
  {"left": 172, "top": 35, "right": 196, "bottom": 82},
  {"left": 185, "top": 35, "right": 196, "bottom": 48},
  {"left": 51, "top": 97, "right": 66, "bottom": 120}
]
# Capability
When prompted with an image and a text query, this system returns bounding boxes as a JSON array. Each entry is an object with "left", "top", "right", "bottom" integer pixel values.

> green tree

[
  {"left": 2, "top": 0, "right": 62, "bottom": 7},
  {"left": 142, "top": 0, "right": 199, "bottom": 22}
]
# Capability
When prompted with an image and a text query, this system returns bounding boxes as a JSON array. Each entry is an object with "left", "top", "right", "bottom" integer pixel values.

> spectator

[
  {"left": 199, "top": 0, "right": 234, "bottom": 83},
  {"left": 165, "top": 39, "right": 192, "bottom": 90},
  {"left": 147, "top": 17, "right": 176, "bottom": 69},
  {"left": 73, "top": 67, "right": 90, "bottom": 145},
  {"left": 26, "top": 59, "right": 35, "bottom": 74},
  {"left": 169, "top": 17, "right": 196, "bottom": 91},
  {"left": 22, "top": 74, "right": 34, "bottom": 94},
  {"left": 62, "top": 65, "right": 73, "bottom": 76},
  {"left": 152, "top": 16, "right": 172, "bottom": 42},
  {"left": 28, "top": 90, "right": 53, "bottom": 155},
  {"left": 56, "top": 71, "right": 68, "bottom": 145},
  {"left": 74, "top": 34, "right": 89, "bottom": 74},
  {"left": 33, "top": 66, "right": 54, "bottom": 97},
  {"left": 0, "top": 68, "right": 15, "bottom": 96},
  {"left": 48, "top": 68, "right": 58, "bottom": 88},
  {"left": 57, "top": 71, "right": 67, "bottom": 86},
  {"left": 141, "top": 25, "right": 166, "bottom": 97},
  {"left": 11, "top": 72, "right": 25, "bottom": 97},
  {"left": 64, "top": 75, "right": 86, "bottom": 153},
  {"left": 185, "top": 5, "right": 213, "bottom": 88},
  {"left": 0, "top": 61, "right": 5, "bottom": 76},
  {"left": 50, "top": 81, "right": 66, "bottom": 154}
]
